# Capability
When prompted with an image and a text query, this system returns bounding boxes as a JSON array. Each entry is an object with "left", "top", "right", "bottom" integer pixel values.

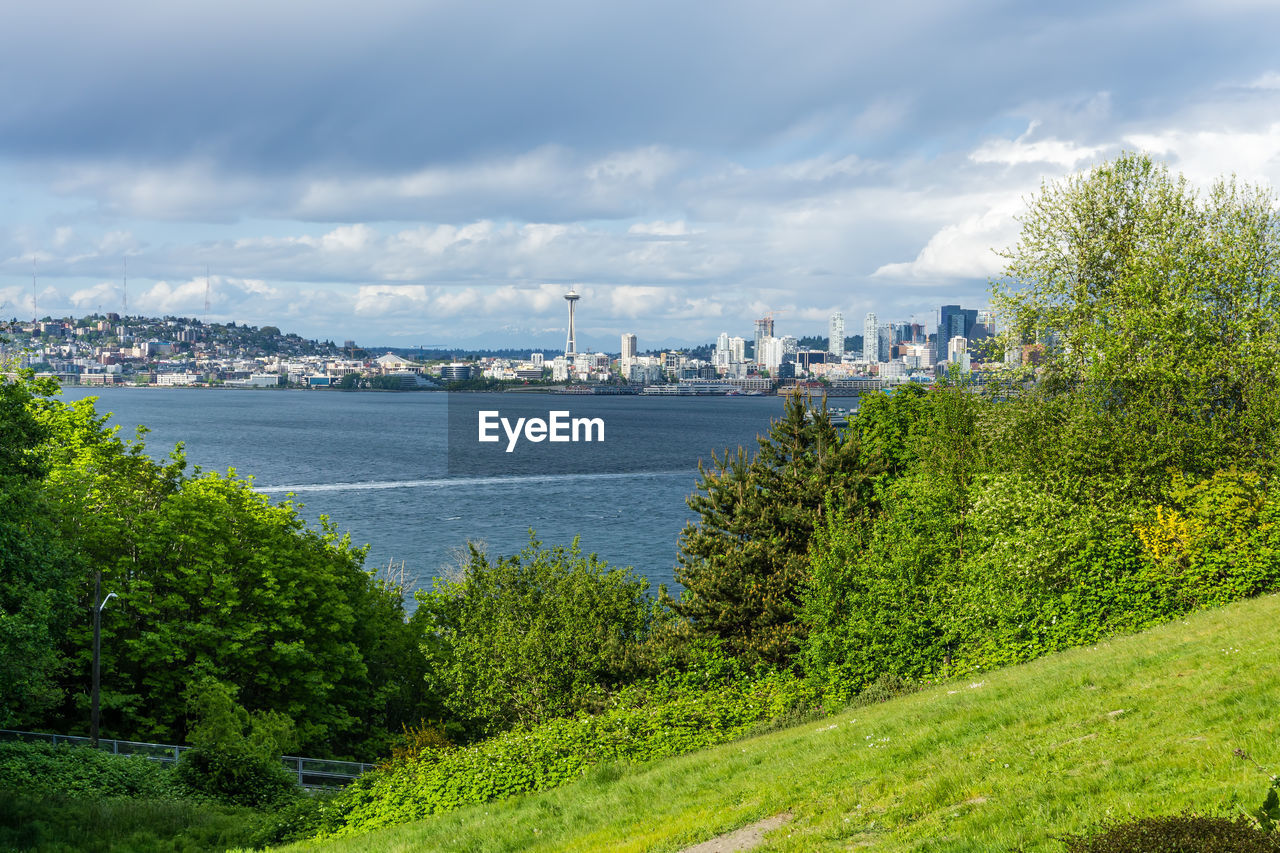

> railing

[{"left": 0, "top": 729, "right": 374, "bottom": 789}]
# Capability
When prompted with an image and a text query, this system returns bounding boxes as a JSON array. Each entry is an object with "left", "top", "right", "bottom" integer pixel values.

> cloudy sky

[{"left": 3, "top": 0, "right": 1279, "bottom": 349}]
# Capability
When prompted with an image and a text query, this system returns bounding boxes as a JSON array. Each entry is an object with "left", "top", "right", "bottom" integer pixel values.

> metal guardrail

[{"left": 0, "top": 729, "right": 374, "bottom": 789}]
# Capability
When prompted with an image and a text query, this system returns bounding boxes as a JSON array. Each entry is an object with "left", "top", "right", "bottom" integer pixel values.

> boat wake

[{"left": 260, "top": 470, "right": 691, "bottom": 493}]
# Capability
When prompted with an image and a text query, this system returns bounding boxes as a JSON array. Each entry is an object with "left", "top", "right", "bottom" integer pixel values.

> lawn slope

[{"left": 284, "top": 593, "right": 1280, "bottom": 852}]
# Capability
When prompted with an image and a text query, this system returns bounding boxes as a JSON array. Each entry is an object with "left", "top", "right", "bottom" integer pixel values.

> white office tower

[
  {"left": 713, "top": 332, "right": 731, "bottom": 370},
  {"left": 759, "top": 336, "right": 785, "bottom": 372},
  {"left": 530, "top": 352, "right": 545, "bottom": 367},
  {"left": 620, "top": 333, "right": 637, "bottom": 375},
  {"left": 863, "top": 312, "right": 878, "bottom": 362},
  {"left": 829, "top": 312, "right": 845, "bottom": 358},
  {"left": 948, "top": 335, "right": 971, "bottom": 370},
  {"left": 729, "top": 336, "right": 746, "bottom": 363},
  {"left": 564, "top": 289, "right": 580, "bottom": 356}
]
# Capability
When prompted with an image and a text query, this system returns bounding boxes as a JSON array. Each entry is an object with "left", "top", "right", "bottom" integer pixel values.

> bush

[
  {"left": 0, "top": 741, "right": 179, "bottom": 800},
  {"left": 307, "top": 670, "right": 823, "bottom": 838},
  {"left": 1061, "top": 813, "right": 1280, "bottom": 852},
  {"left": 173, "top": 678, "right": 300, "bottom": 808},
  {"left": 418, "top": 535, "right": 654, "bottom": 736}
]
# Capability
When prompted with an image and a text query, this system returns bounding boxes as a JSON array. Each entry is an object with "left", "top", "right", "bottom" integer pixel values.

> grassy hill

[{"left": 281, "top": 592, "right": 1280, "bottom": 852}]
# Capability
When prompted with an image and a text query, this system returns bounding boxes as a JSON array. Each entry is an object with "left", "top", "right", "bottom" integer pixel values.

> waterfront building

[{"left": 440, "top": 363, "right": 474, "bottom": 382}]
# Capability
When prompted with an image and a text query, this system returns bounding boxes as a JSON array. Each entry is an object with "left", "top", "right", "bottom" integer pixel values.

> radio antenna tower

[
  {"left": 204, "top": 265, "right": 211, "bottom": 324},
  {"left": 122, "top": 256, "right": 128, "bottom": 316}
]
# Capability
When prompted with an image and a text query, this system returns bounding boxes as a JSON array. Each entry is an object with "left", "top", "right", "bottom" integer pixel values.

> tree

[
  {"left": 992, "top": 152, "right": 1280, "bottom": 498},
  {"left": 418, "top": 535, "right": 653, "bottom": 736},
  {"left": 671, "top": 392, "right": 878, "bottom": 665},
  {"left": 0, "top": 370, "right": 78, "bottom": 727},
  {"left": 29, "top": 390, "right": 432, "bottom": 758}
]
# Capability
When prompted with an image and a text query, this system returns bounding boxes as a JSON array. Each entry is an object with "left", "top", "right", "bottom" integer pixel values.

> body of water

[{"left": 58, "top": 387, "right": 788, "bottom": 595}]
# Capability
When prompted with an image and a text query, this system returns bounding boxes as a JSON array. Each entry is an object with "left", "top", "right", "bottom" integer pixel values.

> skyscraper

[
  {"left": 829, "top": 312, "right": 845, "bottom": 358},
  {"left": 754, "top": 317, "right": 774, "bottom": 366},
  {"left": 937, "top": 304, "right": 977, "bottom": 364},
  {"left": 863, "top": 312, "right": 878, "bottom": 362},
  {"left": 620, "top": 332, "right": 636, "bottom": 375}
]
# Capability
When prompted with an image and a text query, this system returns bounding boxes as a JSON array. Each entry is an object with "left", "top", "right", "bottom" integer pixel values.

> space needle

[{"left": 564, "top": 289, "right": 580, "bottom": 357}]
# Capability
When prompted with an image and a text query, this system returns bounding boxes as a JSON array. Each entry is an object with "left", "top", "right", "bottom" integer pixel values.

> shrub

[
  {"left": 0, "top": 789, "right": 264, "bottom": 853},
  {"left": 1060, "top": 813, "right": 1280, "bottom": 852},
  {"left": 418, "top": 535, "right": 654, "bottom": 736},
  {"left": 306, "top": 670, "right": 822, "bottom": 838},
  {"left": 0, "top": 741, "right": 179, "bottom": 800},
  {"left": 174, "top": 678, "right": 300, "bottom": 808}
]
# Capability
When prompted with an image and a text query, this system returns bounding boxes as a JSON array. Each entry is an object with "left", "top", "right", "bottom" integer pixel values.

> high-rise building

[
  {"left": 863, "top": 312, "right": 878, "bottom": 362},
  {"left": 829, "top": 312, "right": 845, "bottom": 358},
  {"left": 937, "top": 304, "right": 978, "bottom": 364},
  {"left": 758, "top": 336, "right": 785, "bottom": 371},
  {"left": 947, "top": 335, "right": 971, "bottom": 371},
  {"left": 878, "top": 323, "right": 893, "bottom": 362},
  {"left": 752, "top": 313, "right": 773, "bottom": 363},
  {"left": 620, "top": 332, "right": 637, "bottom": 376}
]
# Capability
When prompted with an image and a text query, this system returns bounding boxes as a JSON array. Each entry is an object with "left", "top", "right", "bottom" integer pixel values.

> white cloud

[
  {"left": 971, "top": 122, "right": 1105, "bottom": 168},
  {"left": 628, "top": 220, "right": 691, "bottom": 237},
  {"left": 1123, "top": 125, "right": 1280, "bottom": 186},
  {"left": 873, "top": 198, "right": 1023, "bottom": 282},
  {"left": 1247, "top": 70, "right": 1280, "bottom": 90}
]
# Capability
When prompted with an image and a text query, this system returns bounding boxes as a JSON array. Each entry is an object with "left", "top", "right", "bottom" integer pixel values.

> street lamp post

[{"left": 90, "top": 570, "right": 117, "bottom": 748}]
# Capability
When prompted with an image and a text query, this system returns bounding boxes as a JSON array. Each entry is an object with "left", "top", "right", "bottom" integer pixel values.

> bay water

[{"left": 58, "top": 387, "right": 787, "bottom": 597}]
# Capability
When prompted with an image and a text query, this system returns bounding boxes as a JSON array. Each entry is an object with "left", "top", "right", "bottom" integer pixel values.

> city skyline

[{"left": 3, "top": 3, "right": 1279, "bottom": 346}]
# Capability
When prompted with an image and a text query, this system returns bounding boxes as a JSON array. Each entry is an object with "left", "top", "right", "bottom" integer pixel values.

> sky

[{"left": 3, "top": 0, "right": 1280, "bottom": 351}]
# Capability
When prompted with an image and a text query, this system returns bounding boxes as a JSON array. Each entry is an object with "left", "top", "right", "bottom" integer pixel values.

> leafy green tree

[
  {"left": 993, "top": 151, "right": 1280, "bottom": 497},
  {"left": 672, "top": 393, "right": 878, "bottom": 665},
  {"left": 0, "top": 370, "right": 78, "bottom": 727},
  {"left": 28, "top": 390, "right": 432, "bottom": 758},
  {"left": 801, "top": 155, "right": 1280, "bottom": 695},
  {"left": 418, "top": 535, "right": 653, "bottom": 736}
]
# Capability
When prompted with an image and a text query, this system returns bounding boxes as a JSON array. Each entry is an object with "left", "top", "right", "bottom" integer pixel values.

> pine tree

[{"left": 671, "top": 392, "right": 877, "bottom": 664}]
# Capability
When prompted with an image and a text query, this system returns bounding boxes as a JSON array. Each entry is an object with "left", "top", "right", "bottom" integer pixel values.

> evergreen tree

[{"left": 671, "top": 393, "right": 877, "bottom": 664}]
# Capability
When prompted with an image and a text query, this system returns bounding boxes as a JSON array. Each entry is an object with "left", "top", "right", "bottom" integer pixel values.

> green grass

[{"left": 281, "top": 593, "right": 1280, "bottom": 852}]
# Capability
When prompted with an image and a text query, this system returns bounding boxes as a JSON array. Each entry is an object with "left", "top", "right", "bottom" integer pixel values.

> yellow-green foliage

[{"left": 1135, "top": 468, "right": 1265, "bottom": 568}]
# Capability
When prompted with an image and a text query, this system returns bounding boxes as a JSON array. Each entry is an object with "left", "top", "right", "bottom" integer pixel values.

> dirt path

[{"left": 676, "top": 812, "right": 794, "bottom": 853}]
